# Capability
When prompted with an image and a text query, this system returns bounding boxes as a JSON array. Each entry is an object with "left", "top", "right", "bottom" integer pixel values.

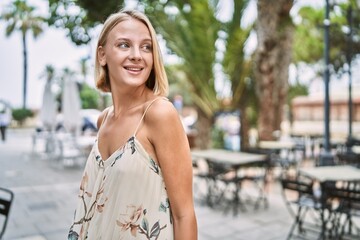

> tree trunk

[
  {"left": 194, "top": 107, "right": 213, "bottom": 149},
  {"left": 22, "top": 32, "right": 28, "bottom": 109},
  {"left": 254, "top": 0, "right": 294, "bottom": 141},
  {"left": 239, "top": 104, "right": 250, "bottom": 150}
]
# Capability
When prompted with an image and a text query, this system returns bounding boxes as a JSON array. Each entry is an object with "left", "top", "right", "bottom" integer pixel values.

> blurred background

[
  {"left": 0, "top": 0, "right": 359, "bottom": 150},
  {"left": 1, "top": 0, "right": 360, "bottom": 239}
]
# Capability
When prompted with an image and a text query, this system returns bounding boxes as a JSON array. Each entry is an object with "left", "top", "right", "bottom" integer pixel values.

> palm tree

[
  {"left": 222, "top": 0, "right": 253, "bottom": 148},
  {"left": 1, "top": 0, "right": 45, "bottom": 109},
  {"left": 146, "top": 0, "right": 220, "bottom": 148},
  {"left": 146, "top": 0, "right": 252, "bottom": 149}
]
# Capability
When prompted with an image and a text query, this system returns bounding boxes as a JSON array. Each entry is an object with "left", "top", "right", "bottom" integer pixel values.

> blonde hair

[{"left": 95, "top": 9, "right": 168, "bottom": 96}]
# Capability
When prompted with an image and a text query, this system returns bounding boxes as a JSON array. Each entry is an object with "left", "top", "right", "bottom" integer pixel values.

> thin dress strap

[
  {"left": 133, "top": 97, "right": 167, "bottom": 137},
  {"left": 99, "top": 107, "right": 110, "bottom": 129}
]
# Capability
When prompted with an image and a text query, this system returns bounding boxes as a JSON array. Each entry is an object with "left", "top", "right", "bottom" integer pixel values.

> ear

[{"left": 98, "top": 46, "right": 107, "bottom": 66}]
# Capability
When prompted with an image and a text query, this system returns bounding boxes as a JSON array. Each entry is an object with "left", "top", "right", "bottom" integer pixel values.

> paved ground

[{"left": 0, "top": 128, "right": 327, "bottom": 240}]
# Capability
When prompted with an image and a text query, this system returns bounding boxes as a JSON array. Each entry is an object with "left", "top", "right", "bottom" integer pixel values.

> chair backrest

[
  {"left": 280, "top": 176, "right": 318, "bottom": 218},
  {"left": 0, "top": 187, "right": 14, "bottom": 239},
  {"left": 336, "top": 152, "right": 360, "bottom": 167},
  {"left": 281, "top": 178, "right": 314, "bottom": 196},
  {"left": 323, "top": 181, "right": 360, "bottom": 207}
]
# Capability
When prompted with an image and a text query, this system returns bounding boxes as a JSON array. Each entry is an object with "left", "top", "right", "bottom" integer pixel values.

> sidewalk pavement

[{"left": 1, "top": 128, "right": 294, "bottom": 240}]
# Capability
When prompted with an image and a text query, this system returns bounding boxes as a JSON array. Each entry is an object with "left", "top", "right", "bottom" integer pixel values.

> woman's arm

[{"left": 147, "top": 99, "right": 197, "bottom": 239}]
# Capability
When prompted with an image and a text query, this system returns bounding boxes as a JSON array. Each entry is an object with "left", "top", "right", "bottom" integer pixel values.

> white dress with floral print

[{"left": 68, "top": 100, "right": 173, "bottom": 240}]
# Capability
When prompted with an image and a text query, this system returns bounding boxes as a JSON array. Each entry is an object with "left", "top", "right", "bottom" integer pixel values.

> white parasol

[
  {"left": 40, "top": 81, "right": 57, "bottom": 131},
  {"left": 62, "top": 78, "right": 82, "bottom": 135}
]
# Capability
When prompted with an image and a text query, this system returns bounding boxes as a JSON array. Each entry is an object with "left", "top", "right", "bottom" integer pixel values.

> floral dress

[{"left": 68, "top": 99, "right": 173, "bottom": 240}]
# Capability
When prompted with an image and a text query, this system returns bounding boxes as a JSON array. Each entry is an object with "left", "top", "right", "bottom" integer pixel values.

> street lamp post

[
  {"left": 319, "top": 0, "right": 334, "bottom": 166},
  {"left": 346, "top": 0, "right": 360, "bottom": 149},
  {"left": 346, "top": 5, "right": 353, "bottom": 146}
]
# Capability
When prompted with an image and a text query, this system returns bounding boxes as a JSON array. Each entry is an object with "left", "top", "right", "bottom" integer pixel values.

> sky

[{"left": 0, "top": 0, "right": 358, "bottom": 109}]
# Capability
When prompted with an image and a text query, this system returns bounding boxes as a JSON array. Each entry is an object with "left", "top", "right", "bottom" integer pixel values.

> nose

[{"left": 129, "top": 47, "right": 142, "bottom": 61}]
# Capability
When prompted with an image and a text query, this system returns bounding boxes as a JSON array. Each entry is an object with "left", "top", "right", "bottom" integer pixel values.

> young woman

[{"left": 68, "top": 9, "right": 197, "bottom": 239}]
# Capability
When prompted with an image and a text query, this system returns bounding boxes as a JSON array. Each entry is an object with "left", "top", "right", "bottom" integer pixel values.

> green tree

[
  {"left": 145, "top": 0, "right": 221, "bottom": 148},
  {"left": 293, "top": 2, "right": 360, "bottom": 75},
  {"left": 12, "top": 108, "right": 33, "bottom": 126},
  {"left": 80, "top": 84, "right": 99, "bottom": 109},
  {"left": 292, "top": 6, "right": 324, "bottom": 64},
  {"left": 222, "top": 0, "right": 253, "bottom": 148},
  {"left": 1, "top": 0, "right": 45, "bottom": 109},
  {"left": 145, "top": 0, "right": 253, "bottom": 149},
  {"left": 47, "top": 0, "right": 125, "bottom": 45}
]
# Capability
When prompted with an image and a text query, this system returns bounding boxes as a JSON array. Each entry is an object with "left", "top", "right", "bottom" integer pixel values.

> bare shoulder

[
  {"left": 145, "top": 98, "right": 179, "bottom": 125},
  {"left": 145, "top": 97, "right": 187, "bottom": 148},
  {"left": 97, "top": 106, "right": 111, "bottom": 129}
]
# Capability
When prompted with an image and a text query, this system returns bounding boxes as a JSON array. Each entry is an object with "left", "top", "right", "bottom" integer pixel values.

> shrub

[{"left": 12, "top": 108, "right": 33, "bottom": 125}]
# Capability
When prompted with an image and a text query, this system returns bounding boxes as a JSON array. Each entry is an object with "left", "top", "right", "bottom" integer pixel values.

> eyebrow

[{"left": 116, "top": 37, "right": 152, "bottom": 42}]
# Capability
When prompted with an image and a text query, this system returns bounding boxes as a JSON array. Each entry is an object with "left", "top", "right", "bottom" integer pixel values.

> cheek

[
  {"left": 106, "top": 54, "right": 123, "bottom": 67},
  {"left": 146, "top": 55, "right": 154, "bottom": 68}
]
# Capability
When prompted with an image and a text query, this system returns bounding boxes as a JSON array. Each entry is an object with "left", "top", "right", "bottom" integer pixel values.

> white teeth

[{"left": 125, "top": 67, "right": 142, "bottom": 71}]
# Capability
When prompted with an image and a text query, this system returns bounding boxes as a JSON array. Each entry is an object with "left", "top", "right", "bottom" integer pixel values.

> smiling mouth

[{"left": 124, "top": 67, "right": 143, "bottom": 71}]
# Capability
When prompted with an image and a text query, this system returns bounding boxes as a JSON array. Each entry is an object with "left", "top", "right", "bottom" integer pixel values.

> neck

[{"left": 111, "top": 88, "right": 151, "bottom": 117}]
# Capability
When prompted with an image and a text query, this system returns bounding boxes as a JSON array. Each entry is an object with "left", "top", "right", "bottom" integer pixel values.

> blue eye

[
  {"left": 142, "top": 44, "right": 152, "bottom": 52},
  {"left": 118, "top": 42, "right": 129, "bottom": 48}
]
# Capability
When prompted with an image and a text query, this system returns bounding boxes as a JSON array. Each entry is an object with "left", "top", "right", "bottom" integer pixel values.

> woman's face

[{"left": 98, "top": 18, "right": 153, "bottom": 91}]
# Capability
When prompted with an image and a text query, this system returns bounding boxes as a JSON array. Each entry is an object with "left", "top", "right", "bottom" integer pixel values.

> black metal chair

[
  {"left": 240, "top": 148, "right": 272, "bottom": 210},
  {"left": 193, "top": 156, "right": 268, "bottom": 215},
  {"left": 323, "top": 181, "right": 360, "bottom": 239},
  {"left": 0, "top": 187, "right": 14, "bottom": 239},
  {"left": 281, "top": 174, "right": 325, "bottom": 240},
  {"left": 336, "top": 152, "right": 360, "bottom": 168},
  {"left": 193, "top": 158, "right": 234, "bottom": 210}
]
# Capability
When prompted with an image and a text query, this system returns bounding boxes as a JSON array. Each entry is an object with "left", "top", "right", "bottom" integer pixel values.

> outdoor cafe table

[
  {"left": 258, "top": 140, "right": 296, "bottom": 151},
  {"left": 353, "top": 146, "right": 360, "bottom": 154},
  {"left": 191, "top": 149, "right": 268, "bottom": 168},
  {"left": 191, "top": 149, "right": 268, "bottom": 214},
  {"left": 258, "top": 140, "right": 299, "bottom": 168},
  {"left": 299, "top": 165, "right": 360, "bottom": 239}
]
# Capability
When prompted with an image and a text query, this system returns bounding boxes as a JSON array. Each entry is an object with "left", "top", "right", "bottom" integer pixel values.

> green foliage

[
  {"left": 211, "top": 126, "right": 225, "bottom": 149},
  {"left": 245, "top": 105, "right": 257, "bottom": 128},
  {"left": 293, "top": 3, "right": 360, "bottom": 74},
  {"left": 166, "top": 64, "right": 193, "bottom": 106},
  {"left": 145, "top": 0, "right": 254, "bottom": 118},
  {"left": 12, "top": 108, "right": 33, "bottom": 125},
  {"left": 76, "top": 0, "right": 125, "bottom": 22},
  {"left": 47, "top": 0, "right": 125, "bottom": 45},
  {"left": 222, "top": 0, "right": 252, "bottom": 107},
  {"left": 80, "top": 84, "right": 100, "bottom": 109},
  {"left": 145, "top": 0, "right": 222, "bottom": 117},
  {"left": 293, "top": 7, "right": 324, "bottom": 63},
  {"left": 287, "top": 82, "right": 308, "bottom": 105},
  {"left": 1, "top": 0, "right": 45, "bottom": 37}
]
